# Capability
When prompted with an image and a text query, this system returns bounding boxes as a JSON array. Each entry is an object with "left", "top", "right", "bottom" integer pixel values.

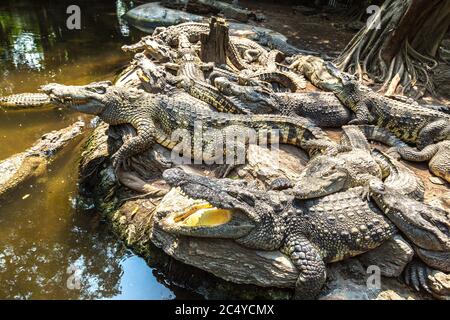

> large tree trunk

[{"left": 335, "top": 0, "right": 450, "bottom": 98}]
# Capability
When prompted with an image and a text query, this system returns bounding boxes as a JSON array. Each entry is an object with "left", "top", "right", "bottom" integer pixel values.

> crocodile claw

[
  {"left": 404, "top": 260, "right": 432, "bottom": 293},
  {"left": 111, "top": 152, "right": 125, "bottom": 175}
]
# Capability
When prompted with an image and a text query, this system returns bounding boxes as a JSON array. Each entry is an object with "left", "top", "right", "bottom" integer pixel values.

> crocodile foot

[{"left": 404, "top": 260, "right": 450, "bottom": 299}]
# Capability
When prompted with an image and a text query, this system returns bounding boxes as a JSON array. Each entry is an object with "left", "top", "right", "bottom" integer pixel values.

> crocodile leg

[
  {"left": 404, "top": 260, "right": 433, "bottom": 293},
  {"left": 111, "top": 120, "right": 156, "bottom": 171},
  {"left": 403, "top": 259, "right": 450, "bottom": 299},
  {"left": 416, "top": 119, "right": 450, "bottom": 149},
  {"left": 281, "top": 233, "right": 326, "bottom": 300},
  {"left": 348, "top": 101, "right": 372, "bottom": 125}
]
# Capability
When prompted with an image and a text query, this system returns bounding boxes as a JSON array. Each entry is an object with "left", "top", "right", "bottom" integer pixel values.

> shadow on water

[{"left": 0, "top": 0, "right": 197, "bottom": 299}]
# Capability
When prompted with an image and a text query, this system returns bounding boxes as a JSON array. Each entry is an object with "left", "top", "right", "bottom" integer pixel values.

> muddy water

[{"left": 0, "top": 0, "right": 189, "bottom": 299}]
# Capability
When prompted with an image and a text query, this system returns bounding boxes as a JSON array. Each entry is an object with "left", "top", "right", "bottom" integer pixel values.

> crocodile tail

[
  {"left": 0, "top": 93, "right": 52, "bottom": 109},
  {"left": 371, "top": 148, "right": 425, "bottom": 201},
  {"left": 236, "top": 114, "right": 333, "bottom": 154},
  {"left": 356, "top": 125, "right": 407, "bottom": 148},
  {"left": 358, "top": 125, "right": 439, "bottom": 162}
]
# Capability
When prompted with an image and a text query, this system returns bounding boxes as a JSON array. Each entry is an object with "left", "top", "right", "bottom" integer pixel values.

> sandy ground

[{"left": 241, "top": 0, "right": 356, "bottom": 55}]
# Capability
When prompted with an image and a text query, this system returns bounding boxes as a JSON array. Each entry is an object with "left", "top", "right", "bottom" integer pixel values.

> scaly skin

[
  {"left": 0, "top": 93, "right": 54, "bottom": 110},
  {"left": 122, "top": 21, "right": 267, "bottom": 73},
  {"left": 135, "top": 52, "right": 251, "bottom": 115},
  {"left": 293, "top": 125, "right": 382, "bottom": 199},
  {"left": 369, "top": 178, "right": 450, "bottom": 299},
  {"left": 293, "top": 55, "right": 450, "bottom": 148},
  {"left": 167, "top": 32, "right": 211, "bottom": 82},
  {"left": 142, "top": 22, "right": 210, "bottom": 48},
  {"left": 0, "top": 121, "right": 84, "bottom": 202},
  {"left": 213, "top": 77, "right": 352, "bottom": 127},
  {"left": 159, "top": 168, "right": 397, "bottom": 299},
  {"left": 289, "top": 55, "right": 348, "bottom": 92},
  {"left": 357, "top": 125, "right": 450, "bottom": 183},
  {"left": 40, "top": 81, "right": 339, "bottom": 171},
  {"left": 370, "top": 148, "right": 425, "bottom": 201},
  {"left": 369, "top": 179, "right": 450, "bottom": 273},
  {"left": 133, "top": 53, "right": 171, "bottom": 93},
  {"left": 209, "top": 67, "right": 301, "bottom": 93},
  {"left": 335, "top": 80, "right": 450, "bottom": 148}
]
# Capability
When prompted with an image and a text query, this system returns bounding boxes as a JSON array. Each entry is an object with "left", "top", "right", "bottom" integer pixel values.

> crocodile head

[
  {"left": 290, "top": 55, "right": 350, "bottom": 92},
  {"left": 123, "top": 37, "right": 173, "bottom": 62},
  {"left": 213, "top": 77, "right": 277, "bottom": 113},
  {"left": 293, "top": 155, "right": 348, "bottom": 199},
  {"left": 333, "top": 78, "right": 371, "bottom": 108},
  {"left": 368, "top": 178, "right": 450, "bottom": 253},
  {"left": 40, "top": 81, "right": 145, "bottom": 115},
  {"left": 158, "top": 168, "right": 286, "bottom": 250},
  {"left": 40, "top": 81, "right": 113, "bottom": 115}
]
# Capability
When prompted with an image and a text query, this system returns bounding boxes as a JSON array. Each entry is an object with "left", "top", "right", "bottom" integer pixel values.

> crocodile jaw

[{"left": 158, "top": 199, "right": 255, "bottom": 239}]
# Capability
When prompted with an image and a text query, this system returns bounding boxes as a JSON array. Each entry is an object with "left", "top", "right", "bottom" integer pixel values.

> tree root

[{"left": 335, "top": 0, "right": 448, "bottom": 98}]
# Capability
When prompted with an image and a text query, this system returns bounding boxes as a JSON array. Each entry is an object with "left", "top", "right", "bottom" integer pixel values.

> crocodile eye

[{"left": 89, "top": 87, "right": 107, "bottom": 94}]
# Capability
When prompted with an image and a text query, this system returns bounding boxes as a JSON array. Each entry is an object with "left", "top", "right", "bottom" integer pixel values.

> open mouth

[
  {"left": 157, "top": 188, "right": 254, "bottom": 238},
  {"left": 49, "top": 95, "right": 89, "bottom": 106},
  {"left": 172, "top": 202, "right": 233, "bottom": 228},
  {"left": 137, "top": 69, "right": 151, "bottom": 83}
]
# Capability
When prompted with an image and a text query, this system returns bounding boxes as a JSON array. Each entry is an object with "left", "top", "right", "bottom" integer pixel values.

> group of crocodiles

[{"left": 0, "top": 18, "right": 449, "bottom": 299}]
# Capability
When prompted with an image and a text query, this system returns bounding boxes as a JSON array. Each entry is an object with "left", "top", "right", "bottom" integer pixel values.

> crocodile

[
  {"left": 289, "top": 55, "right": 349, "bottom": 92},
  {"left": 158, "top": 167, "right": 397, "bottom": 299},
  {"left": 121, "top": 22, "right": 254, "bottom": 72},
  {"left": 356, "top": 125, "right": 450, "bottom": 183},
  {"left": 213, "top": 76, "right": 352, "bottom": 127},
  {"left": 128, "top": 33, "right": 258, "bottom": 116},
  {"left": 291, "top": 55, "right": 450, "bottom": 148},
  {"left": 0, "top": 121, "right": 84, "bottom": 203},
  {"left": 293, "top": 125, "right": 383, "bottom": 199},
  {"left": 370, "top": 148, "right": 425, "bottom": 201},
  {"left": 147, "top": 22, "right": 210, "bottom": 47},
  {"left": 122, "top": 19, "right": 303, "bottom": 85},
  {"left": 134, "top": 50, "right": 254, "bottom": 115},
  {"left": 133, "top": 53, "right": 172, "bottom": 94},
  {"left": 39, "top": 81, "right": 339, "bottom": 171},
  {"left": 165, "top": 32, "right": 213, "bottom": 82},
  {"left": 335, "top": 80, "right": 450, "bottom": 148},
  {"left": 368, "top": 178, "right": 450, "bottom": 296},
  {"left": 134, "top": 51, "right": 300, "bottom": 117},
  {"left": 0, "top": 93, "right": 54, "bottom": 110},
  {"left": 208, "top": 66, "right": 301, "bottom": 93}
]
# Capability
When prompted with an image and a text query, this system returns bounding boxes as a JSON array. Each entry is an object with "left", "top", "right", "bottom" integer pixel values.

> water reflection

[
  {"left": 0, "top": 0, "right": 193, "bottom": 300},
  {"left": 116, "top": 0, "right": 134, "bottom": 37},
  {"left": 11, "top": 32, "right": 44, "bottom": 70}
]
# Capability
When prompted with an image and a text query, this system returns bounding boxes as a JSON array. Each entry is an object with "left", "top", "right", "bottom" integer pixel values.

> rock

[
  {"left": 320, "top": 259, "right": 427, "bottom": 300},
  {"left": 428, "top": 270, "right": 450, "bottom": 300},
  {"left": 161, "top": 0, "right": 260, "bottom": 22},
  {"left": 359, "top": 235, "right": 414, "bottom": 277},
  {"left": 123, "top": 2, "right": 205, "bottom": 32}
]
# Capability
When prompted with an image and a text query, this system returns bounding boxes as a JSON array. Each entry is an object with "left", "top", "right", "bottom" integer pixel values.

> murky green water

[{"left": 0, "top": 0, "right": 192, "bottom": 299}]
